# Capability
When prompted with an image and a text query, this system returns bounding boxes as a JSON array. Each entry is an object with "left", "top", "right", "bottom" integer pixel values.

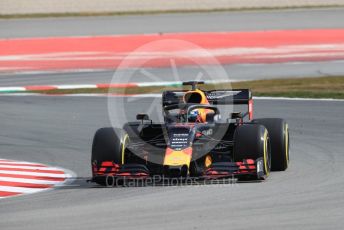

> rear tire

[
  {"left": 91, "top": 128, "right": 129, "bottom": 185},
  {"left": 253, "top": 118, "right": 289, "bottom": 171},
  {"left": 233, "top": 124, "right": 271, "bottom": 178}
]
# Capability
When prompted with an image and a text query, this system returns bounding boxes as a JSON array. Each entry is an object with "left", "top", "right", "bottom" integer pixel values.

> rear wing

[
  {"left": 162, "top": 89, "right": 254, "bottom": 120},
  {"left": 205, "top": 89, "right": 251, "bottom": 105}
]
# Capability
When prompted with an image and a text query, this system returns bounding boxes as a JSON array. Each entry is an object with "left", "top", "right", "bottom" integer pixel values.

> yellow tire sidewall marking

[{"left": 121, "top": 134, "right": 129, "bottom": 165}]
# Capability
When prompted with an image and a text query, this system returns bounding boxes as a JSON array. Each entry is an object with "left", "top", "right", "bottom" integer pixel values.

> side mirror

[
  {"left": 206, "top": 113, "right": 221, "bottom": 123},
  {"left": 231, "top": 112, "right": 242, "bottom": 119},
  {"left": 136, "top": 114, "right": 150, "bottom": 121}
]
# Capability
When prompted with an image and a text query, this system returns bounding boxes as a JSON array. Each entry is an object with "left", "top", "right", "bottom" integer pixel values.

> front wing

[{"left": 91, "top": 158, "right": 265, "bottom": 182}]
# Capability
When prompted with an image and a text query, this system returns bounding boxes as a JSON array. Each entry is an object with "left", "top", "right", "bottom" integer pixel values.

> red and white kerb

[{"left": 0, "top": 159, "right": 73, "bottom": 199}]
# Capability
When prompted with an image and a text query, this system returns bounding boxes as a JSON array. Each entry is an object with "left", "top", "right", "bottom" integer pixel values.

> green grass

[{"left": 26, "top": 76, "right": 344, "bottom": 99}]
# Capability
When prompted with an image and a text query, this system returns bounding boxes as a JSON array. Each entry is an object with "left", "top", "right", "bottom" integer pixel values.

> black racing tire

[
  {"left": 253, "top": 118, "right": 289, "bottom": 171},
  {"left": 189, "top": 157, "right": 206, "bottom": 177},
  {"left": 91, "top": 127, "right": 129, "bottom": 168},
  {"left": 233, "top": 124, "right": 271, "bottom": 178}
]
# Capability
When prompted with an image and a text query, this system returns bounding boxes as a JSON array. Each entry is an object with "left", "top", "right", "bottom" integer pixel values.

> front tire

[
  {"left": 253, "top": 118, "right": 289, "bottom": 171},
  {"left": 233, "top": 124, "right": 271, "bottom": 178},
  {"left": 91, "top": 128, "right": 129, "bottom": 185}
]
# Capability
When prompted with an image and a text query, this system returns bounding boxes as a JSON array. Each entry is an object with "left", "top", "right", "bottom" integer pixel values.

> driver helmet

[
  {"left": 183, "top": 89, "right": 211, "bottom": 123},
  {"left": 189, "top": 109, "right": 200, "bottom": 122}
]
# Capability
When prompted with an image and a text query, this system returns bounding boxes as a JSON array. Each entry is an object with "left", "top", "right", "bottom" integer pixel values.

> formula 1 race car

[{"left": 91, "top": 81, "right": 289, "bottom": 185}]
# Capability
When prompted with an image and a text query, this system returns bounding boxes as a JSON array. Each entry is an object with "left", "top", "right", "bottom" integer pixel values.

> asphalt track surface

[
  {"left": 1, "top": 8, "right": 344, "bottom": 38},
  {"left": 1, "top": 8, "right": 344, "bottom": 230},
  {"left": 0, "top": 95, "right": 344, "bottom": 229}
]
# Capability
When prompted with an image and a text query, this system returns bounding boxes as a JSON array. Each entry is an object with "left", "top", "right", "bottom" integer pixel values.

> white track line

[
  {"left": 56, "top": 84, "right": 98, "bottom": 89},
  {"left": 0, "top": 185, "right": 46, "bottom": 194},
  {"left": 0, "top": 177, "right": 61, "bottom": 185},
  {"left": 0, "top": 170, "right": 69, "bottom": 178},
  {"left": 2, "top": 59, "right": 344, "bottom": 75}
]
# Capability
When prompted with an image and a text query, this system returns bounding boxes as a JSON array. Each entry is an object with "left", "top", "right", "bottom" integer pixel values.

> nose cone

[{"left": 163, "top": 147, "right": 192, "bottom": 167}]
